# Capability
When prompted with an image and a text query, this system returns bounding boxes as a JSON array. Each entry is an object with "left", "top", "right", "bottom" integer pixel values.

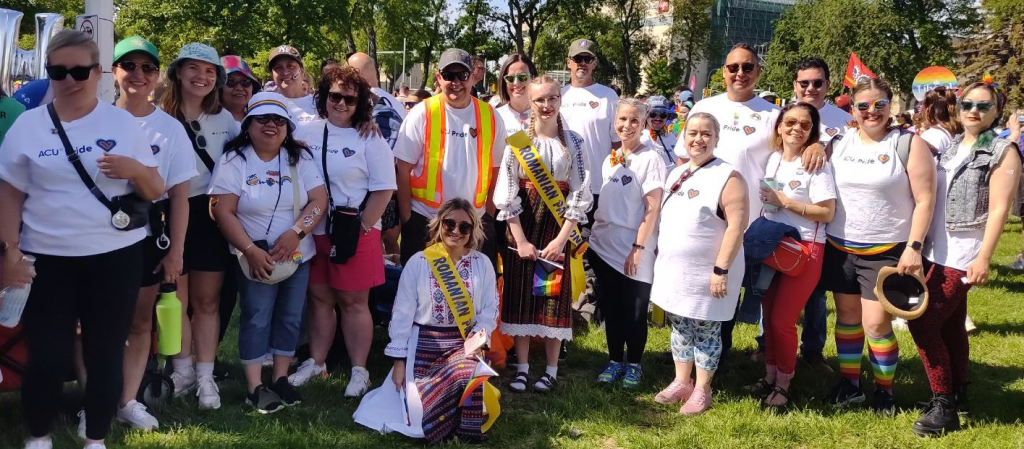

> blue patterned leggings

[{"left": 669, "top": 314, "right": 723, "bottom": 371}]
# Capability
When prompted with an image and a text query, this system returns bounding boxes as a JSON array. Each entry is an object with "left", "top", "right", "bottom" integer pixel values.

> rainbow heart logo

[
  {"left": 96, "top": 139, "right": 117, "bottom": 152},
  {"left": 342, "top": 148, "right": 355, "bottom": 157},
  {"left": 878, "top": 154, "right": 890, "bottom": 164},
  {"left": 826, "top": 127, "right": 839, "bottom": 137},
  {"left": 743, "top": 126, "right": 755, "bottom": 135},
  {"left": 151, "top": 145, "right": 160, "bottom": 155},
  {"left": 589, "top": 101, "right": 599, "bottom": 109},
  {"left": 688, "top": 189, "right": 699, "bottom": 198},
  {"left": 789, "top": 180, "right": 801, "bottom": 189},
  {"left": 469, "top": 127, "right": 478, "bottom": 138},
  {"left": 621, "top": 175, "right": 633, "bottom": 186}
]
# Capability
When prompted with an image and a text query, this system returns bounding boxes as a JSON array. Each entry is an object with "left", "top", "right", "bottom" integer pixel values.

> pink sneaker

[
  {"left": 680, "top": 386, "right": 713, "bottom": 415},
  {"left": 655, "top": 379, "right": 695, "bottom": 404}
]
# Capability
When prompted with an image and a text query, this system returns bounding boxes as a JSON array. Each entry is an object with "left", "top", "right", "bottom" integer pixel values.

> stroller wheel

[{"left": 138, "top": 373, "right": 175, "bottom": 409}]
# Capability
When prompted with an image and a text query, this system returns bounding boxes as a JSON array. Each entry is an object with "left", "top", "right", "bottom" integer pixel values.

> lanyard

[{"left": 662, "top": 157, "right": 717, "bottom": 208}]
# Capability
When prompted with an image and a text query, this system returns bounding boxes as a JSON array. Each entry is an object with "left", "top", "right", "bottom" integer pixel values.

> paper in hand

[{"left": 464, "top": 330, "right": 487, "bottom": 355}]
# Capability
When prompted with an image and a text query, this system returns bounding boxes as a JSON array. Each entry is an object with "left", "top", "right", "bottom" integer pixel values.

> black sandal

[
  {"left": 761, "top": 385, "right": 791, "bottom": 409},
  {"left": 534, "top": 373, "right": 557, "bottom": 393},
  {"left": 744, "top": 378, "right": 774, "bottom": 399},
  {"left": 509, "top": 372, "right": 529, "bottom": 392}
]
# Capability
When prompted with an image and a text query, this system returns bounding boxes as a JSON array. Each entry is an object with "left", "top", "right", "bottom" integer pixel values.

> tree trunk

[
  {"left": 366, "top": 20, "right": 379, "bottom": 82},
  {"left": 621, "top": 27, "right": 634, "bottom": 95},
  {"left": 346, "top": 0, "right": 359, "bottom": 55},
  {"left": 420, "top": 45, "right": 434, "bottom": 89}
]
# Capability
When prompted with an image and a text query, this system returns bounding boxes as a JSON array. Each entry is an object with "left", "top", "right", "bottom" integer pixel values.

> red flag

[{"left": 843, "top": 52, "right": 877, "bottom": 88}]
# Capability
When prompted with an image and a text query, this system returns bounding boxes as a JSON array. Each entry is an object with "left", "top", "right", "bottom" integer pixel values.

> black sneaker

[
  {"left": 954, "top": 384, "right": 970, "bottom": 416},
  {"left": 246, "top": 385, "right": 285, "bottom": 414},
  {"left": 829, "top": 378, "right": 866, "bottom": 406},
  {"left": 913, "top": 395, "right": 961, "bottom": 437},
  {"left": 271, "top": 376, "right": 302, "bottom": 406},
  {"left": 559, "top": 342, "right": 568, "bottom": 361},
  {"left": 872, "top": 388, "right": 896, "bottom": 416}
]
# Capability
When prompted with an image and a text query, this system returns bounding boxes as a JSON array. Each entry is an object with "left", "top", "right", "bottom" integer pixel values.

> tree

[
  {"left": 668, "top": 0, "right": 715, "bottom": 83},
  {"left": 957, "top": 0, "right": 1024, "bottom": 111},
  {"left": 643, "top": 56, "right": 683, "bottom": 97},
  {"left": 608, "top": 0, "right": 651, "bottom": 96},
  {"left": 487, "top": 0, "right": 563, "bottom": 59}
]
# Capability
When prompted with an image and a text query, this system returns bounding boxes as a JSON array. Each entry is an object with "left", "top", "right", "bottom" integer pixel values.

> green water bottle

[{"left": 155, "top": 283, "right": 182, "bottom": 355}]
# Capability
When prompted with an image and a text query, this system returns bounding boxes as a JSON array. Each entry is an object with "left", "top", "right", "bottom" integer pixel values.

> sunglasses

[
  {"left": 854, "top": 99, "right": 890, "bottom": 112},
  {"left": 46, "top": 64, "right": 99, "bottom": 81},
  {"left": 226, "top": 78, "right": 253, "bottom": 88},
  {"left": 252, "top": 115, "right": 289, "bottom": 126},
  {"left": 504, "top": 73, "right": 531, "bottom": 84},
  {"left": 327, "top": 92, "right": 359, "bottom": 106},
  {"left": 188, "top": 120, "right": 208, "bottom": 149},
  {"left": 116, "top": 61, "right": 159, "bottom": 74},
  {"left": 725, "top": 63, "right": 757, "bottom": 74},
  {"left": 442, "top": 218, "right": 473, "bottom": 235},
  {"left": 572, "top": 55, "right": 596, "bottom": 65},
  {"left": 796, "top": 79, "right": 825, "bottom": 89},
  {"left": 650, "top": 112, "right": 670, "bottom": 120},
  {"left": 781, "top": 117, "right": 813, "bottom": 132},
  {"left": 959, "top": 100, "right": 994, "bottom": 113},
  {"left": 405, "top": 101, "right": 420, "bottom": 109},
  {"left": 440, "top": 71, "right": 471, "bottom": 82}
]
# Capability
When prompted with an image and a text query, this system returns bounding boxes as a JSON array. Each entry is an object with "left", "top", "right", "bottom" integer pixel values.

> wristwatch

[
  {"left": 713, "top": 266, "right": 729, "bottom": 275},
  {"left": 291, "top": 225, "right": 306, "bottom": 240},
  {"left": 908, "top": 240, "right": 922, "bottom": 251}
]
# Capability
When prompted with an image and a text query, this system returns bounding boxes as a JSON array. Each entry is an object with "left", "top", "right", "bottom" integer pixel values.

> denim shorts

[{"left": 236, "top": 261, "right": 311, "bottom": 364}]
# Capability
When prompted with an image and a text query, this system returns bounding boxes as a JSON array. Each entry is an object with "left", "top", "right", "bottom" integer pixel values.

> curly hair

[{"left": 314, "top": 65, "right": 374, "bottom": 128}]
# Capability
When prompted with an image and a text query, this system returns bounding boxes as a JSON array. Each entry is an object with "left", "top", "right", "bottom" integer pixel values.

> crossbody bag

[{"left": 321, "top": 125, "right": 368, "bottom": 264}]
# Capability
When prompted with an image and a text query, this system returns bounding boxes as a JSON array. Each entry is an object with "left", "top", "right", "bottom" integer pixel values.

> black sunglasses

[
  {"left": 46, "top": 64, "right": 99, "bottom": 81},
  {"left": 796, "top": 79, "right": 825, "bottom": 89},
  {"left": 405, "top": 101, "right": 420, "bottom": 109},
  {"left": 650, "top": 112, "right": 669, "bottom": 119},
  {"left": 725, "top": 63, "right": 756, "bottom": 74},
  {"left": 252, "top": 115, "right": 289, "bottom": 126},
  {"left": 959, "top": 100, "right": 995, "bottom": 113},
  {"left": 188, "top": 120, "right": 208, "bottom": 149},
  {"left": 226, "top": 78, "right": 253, "bottom": 88},
  {"left": 116, "top": 61, "right": 159, "bottom": 74},
  {"left": 327, "top": 92, "right": 359, "bottom": 106},
  {"left": 572, "top": 55, "right": 596, "bottom": 65},
  {"left": 442, "top": 218, "right": 473, "bottom": 235},
  {"left": 440, "top": 71, "right": 471, "bottom": 82}
]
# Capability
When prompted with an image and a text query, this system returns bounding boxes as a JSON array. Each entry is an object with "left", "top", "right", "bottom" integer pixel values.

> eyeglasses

[
  {"left": 959, "top": 100, "right": 994, "bottom": 113},
  {"left": 252, "top": 114, "right": 289, "bottom": 126},
  {"left": 650, "top": 112, "right": 670, "bottom": 119},
  {"left": 572, "top": 55, "right": 596, "bottom": 65},
  {"left": 327, "top": 92, "right": 359, "bottom": 106},
  {"left": 781, "top": 117, "right": 813, "bottom": 131},
  {"left": 116, "top": 61, "right": 159, "bottom": 74},
  {"left": 46, "top": 64, "right": 99, "bottom": 81},
  {"left": 796, "top": 79, "right": 825, "bottom": 89},
  {"left": 188, "top": 120, "right": 208, "bottom": 149},
  {"left": 725, "top": 63, "right": 756, "bottom": 74},
  {"left": 226, "top": 78, "right": 253, "bottom": 88},
  {"left": 442, "top": 218, "right": 473, "bottom": 235},
  {"left": 531, "top": 95, "right": 560, "bottom": 107},
  {"left": 504, "top": 73, "right": 531, "bottom": 84},
  {"left": 440, "top": 71, "right": 471, "bottom": 82},
  {"left": 854, "top": 99, "right": 890, "bottom": 112}
]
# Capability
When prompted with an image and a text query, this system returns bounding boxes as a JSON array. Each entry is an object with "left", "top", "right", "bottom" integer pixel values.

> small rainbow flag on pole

[{"left": 533, "top": 260, "right": 563, "bottom": 297}]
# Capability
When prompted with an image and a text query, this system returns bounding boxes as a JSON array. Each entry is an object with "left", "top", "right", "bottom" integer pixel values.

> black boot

[
  {"left": 913, "top": 394, "right": 961, "bottom": 437},
  {"left": 954, "top": 384, "right": 970, "bottom": 416}
]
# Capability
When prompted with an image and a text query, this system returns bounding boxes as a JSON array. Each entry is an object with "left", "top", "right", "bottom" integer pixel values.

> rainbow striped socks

[
  {"left": 867, "top": 332, "right": 899, "bottom": 393},
  {"left": 835, "top": 322, "right": 865, "bottom": 386}
]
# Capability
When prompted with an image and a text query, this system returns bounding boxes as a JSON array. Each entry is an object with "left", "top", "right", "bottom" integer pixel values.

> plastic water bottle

[
  {"left": 155, "top": 283, "right": 182, "bottom": 355},
  {"left": 0, "top": 255, "right": 37, "bottom": 328}
]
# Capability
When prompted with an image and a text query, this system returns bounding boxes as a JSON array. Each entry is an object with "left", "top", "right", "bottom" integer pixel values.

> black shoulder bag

[
  {"left": 47, "top": 104, "right": 151, "bottom": 231},
  {"left": 322, "top": 125, "right": 369, "bottom": 264}
]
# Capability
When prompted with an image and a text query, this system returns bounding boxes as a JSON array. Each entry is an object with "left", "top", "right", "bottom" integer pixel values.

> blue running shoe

[
  {"left": 597, "top": 361, "right": 626, "bottom": 383},
  {"left": 621, "top": 363, "right": 642, "bottom": 389}
]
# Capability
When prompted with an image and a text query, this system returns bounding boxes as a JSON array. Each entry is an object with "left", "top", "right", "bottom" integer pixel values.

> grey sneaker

[
  {"left": 1009, "top": 254, "right": 1024, "bottom": 271},
  {"left": 246, "top": 385, "right": 285, "bottom": 414}
]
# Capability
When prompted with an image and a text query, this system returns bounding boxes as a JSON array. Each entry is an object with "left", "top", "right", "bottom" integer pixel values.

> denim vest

[{"left": 941, "top": 134, "right": 1019, "bottom": 231}]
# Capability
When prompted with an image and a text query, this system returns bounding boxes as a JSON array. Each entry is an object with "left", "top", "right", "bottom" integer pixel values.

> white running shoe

[
  {"left": 965, "top": 315, "right": 977, "bottom": 333},
  {"left": 288, "top": 358, "right": 327, "bottom": 387},
  {"left": 892, "top": 317, "right": 909, "bottom": 331},
  {"left": 77, "top": 409, "right": 87, "bottom": 439},
  {"left": 23, "top": 437, "right": 52, "bottom": 449},
  {"left": 116, "top": 399, "right": 159, "bottom": 431},
  {"left": 170, "top": 370, "right": 197, "bottom": 398},
  {"left": 196, "top": 375, "right": 221, "bottom": 410},
  {"left": 344, "top": 366, "right": 371, "bottom": 397}
]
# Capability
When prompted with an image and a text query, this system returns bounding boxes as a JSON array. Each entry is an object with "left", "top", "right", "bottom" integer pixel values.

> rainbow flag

[
  {"left": 827, "top": 235, "right": 898, "bottom": 256},
  {"left": 533, "top": 261, "right": 563, "bottom": 297}
]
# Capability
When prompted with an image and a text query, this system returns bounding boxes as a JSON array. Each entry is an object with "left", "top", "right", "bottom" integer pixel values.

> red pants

[
  {"left": 763, "top": 242, "right": 825, "bottom": 375},
  {"left": 907, "top": 263, "right": 970, "bottom": 394}
]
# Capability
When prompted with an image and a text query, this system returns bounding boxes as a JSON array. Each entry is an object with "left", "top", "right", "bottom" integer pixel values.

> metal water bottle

[{"left": 155, "top": 283, "right": 182, "bottom": 355}]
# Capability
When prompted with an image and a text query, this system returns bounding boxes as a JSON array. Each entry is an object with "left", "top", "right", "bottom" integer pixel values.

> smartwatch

[
  {"left": 713, "top": 266, "right": 729, "bottom": 275},
  {"left": 908, "top": 241, "right": 922, "bottom": 252},
  {"left": 291, "top": 226, "right": 306, "bottom": 240}
]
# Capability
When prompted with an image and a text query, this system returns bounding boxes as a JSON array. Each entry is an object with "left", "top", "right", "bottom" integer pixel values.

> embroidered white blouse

[
  {"left": 493, "top": 128, "right": 593, "bottom": 223},
  {"left": 384, "top": 250, "right": 500, "bottom": 358}
]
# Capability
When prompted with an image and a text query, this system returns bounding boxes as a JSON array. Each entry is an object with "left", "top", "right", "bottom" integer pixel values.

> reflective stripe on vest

[{"left": 409, "top": 96, "right": 495, "bottom": 209}]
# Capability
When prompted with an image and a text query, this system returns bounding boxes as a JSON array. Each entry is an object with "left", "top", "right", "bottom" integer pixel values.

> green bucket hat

[{"left": 113, "top": 36, "right": 160, "bottom": 66}]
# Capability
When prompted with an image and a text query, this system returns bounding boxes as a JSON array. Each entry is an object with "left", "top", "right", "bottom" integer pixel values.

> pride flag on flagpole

[{"left": 843, "top": 52, "right": 877, "bottom": 88}]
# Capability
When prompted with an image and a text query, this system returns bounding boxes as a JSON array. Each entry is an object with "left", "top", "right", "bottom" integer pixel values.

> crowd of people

[{"left": 0, "top": 28, "right": 1021, "bottom": 449}]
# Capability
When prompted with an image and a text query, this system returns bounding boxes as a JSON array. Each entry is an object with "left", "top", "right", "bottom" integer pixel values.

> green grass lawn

[{"left": 3, "top": 224, "right": 1024, "bottom": 448}]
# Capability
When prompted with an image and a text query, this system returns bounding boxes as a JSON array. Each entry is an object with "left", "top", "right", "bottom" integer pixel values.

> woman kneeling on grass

[
  {"left": 909, "top": 80, "right": 1020, "bottom": 437},
  {"left": 354, "top": 198, "right": 500, "bottom": 444}
]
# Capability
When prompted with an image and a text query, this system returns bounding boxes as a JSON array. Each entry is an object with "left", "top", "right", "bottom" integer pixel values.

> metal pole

[
  {"left": 85, "top": 0, "right": 114, "bottom": 102},
  {"left": 401, "top": 38, "right": 407, "bottom": 88}
]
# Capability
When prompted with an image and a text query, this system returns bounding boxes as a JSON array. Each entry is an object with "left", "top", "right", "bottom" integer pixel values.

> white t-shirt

[
  {"left": 818, "top": 103, "right": 852, "bottom": 145},
  {"left": 496, "top": 104, "right": 530, "bottom": 137},
  {"left": 0, "top": 101, "right": 158, "bottom": 256},
  {"left": 590, "top": 145, "right": 667, "bottom": 283},
  {"left": 186, "top": 109, "right": 240, "bottom": 198},
  {"left": 393, "top": 99, "right": 507, "bottom": 218},
  {"left": 925, "top": 143, "right": 984, "bottom": 271},
  {"left": 284, "top": 94, "right": 322, "bottom": 126},
  {"left": 763, "top": 153, "right": 836, "bottom": 243},
  {"left": 372, "top": 87, "right": 407, "bottom": 120},
  {"left": 560, "top": 83, "right": 620, "bottom": 194},
  {"left": 688, "top": 93, "right": 780, "bottom": 224},
  {"left": 296, "top": 123, "right": 398, "bottom": 234},
  {"left": 208, "top": 147, "right": 324, "bottom": 262},
  {"left": 640, "top": 130, "right": 678, "bottom": 166},
  {"left": 921, "top": 127, "right": 953, "bottom": 154},
  {"left": 135, "top": 108, "right": 199, "bottom": 202}
]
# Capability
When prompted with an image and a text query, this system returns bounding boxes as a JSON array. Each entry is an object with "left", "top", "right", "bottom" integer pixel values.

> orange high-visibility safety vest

[{"left": 410, "top": 96, "right": 496, "bottom": 208}]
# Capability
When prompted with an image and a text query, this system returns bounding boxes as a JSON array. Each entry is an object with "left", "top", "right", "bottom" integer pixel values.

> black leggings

[
  {"left": 22, "top": 242, "right": 143, "bottom": 440},
  {"left": 590, "top": 251, "right": 652, "bottom": 364}
]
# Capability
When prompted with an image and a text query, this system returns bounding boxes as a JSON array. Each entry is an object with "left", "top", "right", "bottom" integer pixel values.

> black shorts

[
  {"left": 820, "top": 241, "right": 905, "bottom": 301},
  {"left": 184, "top": 195, "right": 231, "bottom": 272},
  {"left": 142, "top": 235, "right": 190, "bottom": 287}
]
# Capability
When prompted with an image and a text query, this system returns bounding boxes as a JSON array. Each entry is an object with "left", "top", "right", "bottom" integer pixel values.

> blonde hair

[
  {"left": 527, "top": 75, "right": 568, "bottom": 153},
  {"left": 616, "top": 97, "right": 650, "bottom": 127},
  {"left": 426, "top": 198, "right": 484, "bottom": 250}
]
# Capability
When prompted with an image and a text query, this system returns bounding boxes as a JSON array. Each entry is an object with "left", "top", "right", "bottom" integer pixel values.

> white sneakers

[
  {"left": 196, "top": 376, "right": 221, "bottom": 409},
  {"left": 892, "top": 317, "right": 909, "bottom": 331},
  {"left": 117, "top": 400, "right": 159, "bottom": 431},
  {"left": 77, "top": 409, "right": 87, "bottom": 439},
  {"left": 170, "top": 370, "right": 197, "bottom": 398},
  {"left": 965, "top": 315, "right": 977, "bottom": 333},
  {"left": 345, "top": 366, "right": 371, "bottom": 397},
  {"left": 23, "top": 437, "right": 52, "bottom": 449},
  {"left": 288, "top": 358, "right": 328, "bottom": 387}
]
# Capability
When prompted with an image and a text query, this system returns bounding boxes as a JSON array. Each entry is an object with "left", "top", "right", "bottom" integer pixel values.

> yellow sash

[
  {"left": 506, "top": 131, "right": 588, "bottom": 301},
  {"left": 410, "top": 97, "right": 496, "bottom": 208},
  {"left": 422, "top": 243, "right": 501, "bottom": 432}
]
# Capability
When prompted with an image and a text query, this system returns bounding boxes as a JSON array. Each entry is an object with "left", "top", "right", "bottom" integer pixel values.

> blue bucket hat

[
  {"left": 166, "top": 43, "right": 226, "bottom": 89},
  {"left": 647, "top": 95, "right": 677, "bottom": 120}
]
